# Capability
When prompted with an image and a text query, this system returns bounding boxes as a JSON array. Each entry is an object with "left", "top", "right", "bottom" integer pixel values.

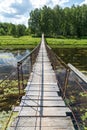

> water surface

[
  {"left": 53, "top": 48, "right": 87, "bottom": 72},
  {"left": 0, "top": 50, "right": 30, "bottom": 79},
  {"left": 0, "top": 48, "right": 87, "bottom": 79}
]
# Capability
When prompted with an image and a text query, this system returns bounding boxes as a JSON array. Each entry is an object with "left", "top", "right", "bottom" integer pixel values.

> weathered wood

[
  {"left": 9, "top": 34, "right": 75, "bottom": 130},
  {"left": 68, "top": 63, "right": 87, "bottom": 83},
  {"left": 22, "top": 96, "right": 62, "bottom": 100},
  {"left": 11, "top": 117, "right": 74, "bottom": 129},
  {"left": 20, "top": 100, "right": 65, "bottom": 107},
  {"left": 18, "top": 107, "right": 71, "bottom": 117}
]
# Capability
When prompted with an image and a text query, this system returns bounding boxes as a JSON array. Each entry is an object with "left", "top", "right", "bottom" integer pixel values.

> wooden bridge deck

[{"left": 10, "top": 35, "right": 75, "bottom": 130}]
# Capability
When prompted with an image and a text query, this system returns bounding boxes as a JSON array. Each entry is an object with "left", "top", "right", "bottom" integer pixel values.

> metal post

[
  {"left": 17, "top": 62, "right": 20, "bottom": 96},
  {"left": 21, "top": 64, "right": 24, "bottom": 90},
  {"left": 63, "top": 68, "right": 70, "bottom": 99},
  {"left": 30, "top": 54, "right": 32, "bottom": 72}
]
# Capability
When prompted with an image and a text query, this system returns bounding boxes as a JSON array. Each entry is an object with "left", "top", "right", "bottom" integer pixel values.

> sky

[{"left": 0, "top": 0, "right": 87, "bottom": 27}]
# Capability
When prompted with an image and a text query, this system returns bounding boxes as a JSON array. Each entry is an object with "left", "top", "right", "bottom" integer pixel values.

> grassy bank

[
  {"left": 0, "top": 36, "right": 40, "bottom": 50},
  {"left": 0, "top": 36, "right": 87, "bottom": 50},
  {"left": 46, "top": 38, "right": 87, "bottom": 48}
]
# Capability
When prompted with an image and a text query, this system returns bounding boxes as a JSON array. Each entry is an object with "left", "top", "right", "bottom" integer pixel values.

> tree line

[
  {"left": 28, "top": 4, "right": 87, "bottom": 38},
  {"left": 0, "top": 23, "right": 29, "bottom": 37},
  {"left": 0, "top": 4, "right": 87, "bottom": 38}
]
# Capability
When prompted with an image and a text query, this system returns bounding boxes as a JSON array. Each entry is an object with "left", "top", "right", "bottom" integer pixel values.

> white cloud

[
  {"left": 52, "top": 0, "right": 69, "bottom": 5},
  {"left": 0, "top": 0, "right": 70, "bottom": 26},
  {"left": 0, "top": 0, "right": 32, "bottom": 26},
  {"left": 0, "top": 14, "right": 29, "bottom": 26},
  {"left": 0, "top": 0, "right": 14, "bottom": 12},
  {"left": 80, "top": 0, "right": 87, "bottom": 5},
  {"left": 30, "top": 0, "right": 47, "bottom": 8},
  {"left": 30, "top": 0, "right": 69, "bottom": 8}
]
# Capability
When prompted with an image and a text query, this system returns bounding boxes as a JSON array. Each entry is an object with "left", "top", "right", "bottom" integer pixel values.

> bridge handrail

[
  {"left": 0, "top": 42, "right": 41, "bottom": 84},
  {"left": 45, "top": 41, "right": 87, "bottom": 89},
  {"left": 0, "top": 40, "right": 41, "bottom": 112},
  {"left": 18, "top": 42, "right": 41, "bottom": 64},
  {"left": 46, "top": 44, "right": 69, "bottom": 69},
  {"left": 68, "top": 63, "right": 87, "bottom": 84},
  {"left": 17, "top": 41, "right": 41, "bottom": 95},
  {"left": 45, "top": 39, "right": 87, "bottom": 130}
]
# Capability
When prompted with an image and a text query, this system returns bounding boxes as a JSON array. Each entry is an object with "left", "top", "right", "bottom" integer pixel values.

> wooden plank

[
  {"left": 26, "top": 91, "right": 58, "bottom": 97},
  {"left": 20, "top": 100, "right": 65, "bottom": 107},
  {"left": 68, "top": 63, "right": 87, "bottom": 83},
  {"left": 10, "top": 127, "right": 74, "bottom": 130},
  {"left": 10, "top": 117, "right": 74, "bottom": 130},
  {"left": 11, "top": 117, "right": 37, "bottom": 127},
  {"left": 18, "top": 107, "right": 71, "bottom": 117},
  {"left": 22, "top": 96, "right": 62, "bottom": 100},
  {"left": 25, "top": 87, "right": 59, "bottom": 92}
]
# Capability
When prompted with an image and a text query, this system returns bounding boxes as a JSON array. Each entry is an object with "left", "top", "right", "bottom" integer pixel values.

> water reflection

[
  {"left": 0, "top": 48, "right": 87, "bottom": 79},
  {"left": 0, "top": 50, "right": 30, "bottom": 79},
  {"left": 16, "top": 50, "right": 30, "bottom": 61},
  {"left": 53, "top": 48, "right": 87, "bottom": 71},
  {"left": 0, "top": 53, "right": 17, "bottom": 67}
]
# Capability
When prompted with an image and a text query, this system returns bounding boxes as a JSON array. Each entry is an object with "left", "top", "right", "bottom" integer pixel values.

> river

[
  {"left": 53, "top": 48, "right": 87, "bottom": 74},
  {"left": 0, "top": 48, "right": 87, "bottom": 78},
  {"left": 0, "top": 50, "right": 30, "bottom": 79}
]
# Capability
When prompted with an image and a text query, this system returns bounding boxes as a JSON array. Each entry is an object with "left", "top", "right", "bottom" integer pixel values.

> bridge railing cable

[
  {"left": 45, "top": 39, "right": 87, "bottom": 130},
  {"left": 17, "top": 42, "right": 41, "bottom": 95}
]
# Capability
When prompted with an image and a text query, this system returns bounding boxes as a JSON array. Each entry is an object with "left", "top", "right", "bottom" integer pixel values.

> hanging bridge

[{"left": 0, "top": 34, "right": 87, "bottom": 130}]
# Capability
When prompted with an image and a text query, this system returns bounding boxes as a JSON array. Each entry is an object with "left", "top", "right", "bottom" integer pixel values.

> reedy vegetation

[{"left": 0, "top": 36, "right": 40, "bottom": 50}]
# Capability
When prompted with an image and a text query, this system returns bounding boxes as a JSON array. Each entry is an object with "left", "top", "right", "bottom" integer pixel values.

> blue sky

[{"left": 0, "top": 0, "right": 87, "bottom": 26}]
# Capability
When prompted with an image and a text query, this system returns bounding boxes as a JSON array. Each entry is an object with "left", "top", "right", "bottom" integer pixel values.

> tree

[
  {"left": 53, "top": 5, "right": 63, "bottom": 36},
  {"left": 16, "top": 24, "right": 26, "bottom": 37},
  {"left": 28, "top": 8, "right": 41, "bottom": 36},
  {"left": 28, "top": 4, "right": 87, "bottom": 38},
  {"left": 0, "top": 28, "right": 5, "bottom": 35},
  {"left": 40, "top": 6, "right": 54, "bottom": 36},
  {"left": 9, "top": 24, "right": 17, "bottom": 37},
  {"left": 0, "top": 23, "right": 27, "bottom": 37}
]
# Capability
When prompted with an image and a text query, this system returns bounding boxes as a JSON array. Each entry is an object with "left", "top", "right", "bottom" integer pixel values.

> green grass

[
  {"left": 0, "top": 111, "right": 18, "bottom": 130},
  {"left": 0, "top": 79, "right": 27, "bottom": 110},
  {"left": 0, "top": 79, "right": 25, "bottom": 129},
  {"left": 0, "top": 36, "right": 40, "bottom": 50},
  {"left": 0, "top": 36, "right": 87, "bottom": 50},
  {"left": 6, "top": 112, "right": 18, "bottom": 130},
  {"left": 47, "top": 38, "right": 87, "bottom": 48},
  {"left": 0, "top": 111, "right": 12, "bottom": 130}
]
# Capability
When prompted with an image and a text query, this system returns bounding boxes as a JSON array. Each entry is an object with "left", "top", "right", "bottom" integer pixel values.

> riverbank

[
  {"left": 0, "top": 36, "right": 87, "bottom": 50},
  {"left": 46, "top": 38, "right": 87, "bottom": 48},
  {"left": 0, "top": 36, "right": 40, "bottom": 50},
  {"left": 0, "top": 36, "right": 87, "bottom": 129}
]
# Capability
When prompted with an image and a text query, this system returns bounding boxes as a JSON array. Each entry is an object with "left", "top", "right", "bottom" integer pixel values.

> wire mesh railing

[
  {"left": 0, "top": 68, "right": 20, "bottom": 111},
  {"left": 65, "top": 64, "right": 87, "bottom": 130},
  {"left": 17, "top": 42, "right": 41, "bottom": 96},
  {"left": 45, "top": 41, "right": 87, "bottom": 130}
]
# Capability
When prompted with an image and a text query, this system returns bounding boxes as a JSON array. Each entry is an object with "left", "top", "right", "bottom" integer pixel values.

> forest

[
  {"left": 0, "top": 4, "right": 87, "bottom": 38},
  {"left": 28, "top": 4, "right": 87, "bottom": 38},
  {"left": 0, "top": 23, "right": 28, "bottom": 37}
]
